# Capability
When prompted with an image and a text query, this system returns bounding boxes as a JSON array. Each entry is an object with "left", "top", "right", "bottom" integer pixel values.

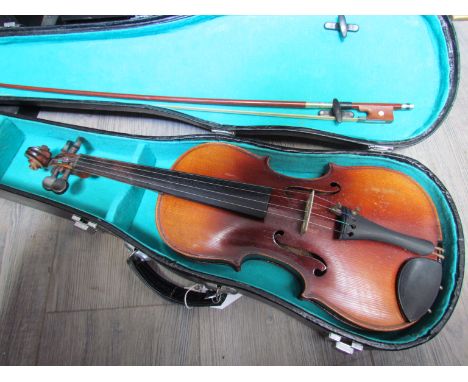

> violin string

[
  {"left": 44, "top": 152, "right": 438, "bottom": 324},
  {"left": 71, "top": 159, "right": 345, "bottom": 233},
  {"left": 75, "top": 157, "right": 340, "bottom": 223},
  {"left": 72, "top": 161, "right": 339, "bottom": 233},
  {"left": 72, "top": 161, "right": 375, "bottom": 311},
  {"left": 72, "top": 155, "right": 347, "bottom": 226},
  {"left": 74, "top": 154, "right": 339, "bottom": 211},
  {"left": 72, "top": 160, "right": 344, "bottom": 229},
  {"left": 66, "top": 159, "right": 443, "bottom": 312},
  {"left": 76, "top": 154, "right": 338, "bottom": 208}
]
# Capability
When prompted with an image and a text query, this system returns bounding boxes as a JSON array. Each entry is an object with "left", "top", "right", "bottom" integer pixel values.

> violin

[{"left": 25, "top": 140, "right": 444, "bottom": 332}]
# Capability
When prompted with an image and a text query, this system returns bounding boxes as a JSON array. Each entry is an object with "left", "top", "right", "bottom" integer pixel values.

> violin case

[{"left": 0, "top": 15, "right": 464, "bottom": 352}]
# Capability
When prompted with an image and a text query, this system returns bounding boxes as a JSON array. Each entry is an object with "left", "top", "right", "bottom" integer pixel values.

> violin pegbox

[{"left": 25, "top": 137, "right": 83, "bottom": 195}]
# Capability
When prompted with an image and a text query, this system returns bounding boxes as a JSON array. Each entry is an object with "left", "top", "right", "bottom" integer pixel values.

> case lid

[{"left": 0, "top": 15, "right": 459, "bottom": 149}]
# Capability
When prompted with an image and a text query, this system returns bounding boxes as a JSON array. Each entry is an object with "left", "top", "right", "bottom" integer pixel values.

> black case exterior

[
  {"left": 0, "top": 113, "right": 464, "bottom": 351},
  {"left": 0, "top": 16, "right": 464, "bottom": 351}
]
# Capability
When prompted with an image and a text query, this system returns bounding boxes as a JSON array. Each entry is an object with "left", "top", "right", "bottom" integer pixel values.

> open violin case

[{"left": 0, "top": 15, "right": 464, "bottom": 352}]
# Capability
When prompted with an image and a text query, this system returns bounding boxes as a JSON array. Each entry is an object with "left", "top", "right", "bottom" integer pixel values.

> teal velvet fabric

[
  {"left": 0, "top": 115, "right": 459, "bottom": 345},
  {"left": 0, "top": 16, "right": 453, "bottom": 144}
]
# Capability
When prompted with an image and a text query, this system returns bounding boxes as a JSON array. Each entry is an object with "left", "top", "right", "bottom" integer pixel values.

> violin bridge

[{"left": 301, "top": 190, "right": 315, "bottom": 235}]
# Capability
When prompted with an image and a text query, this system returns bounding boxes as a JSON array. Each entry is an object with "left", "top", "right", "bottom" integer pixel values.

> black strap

[{"left": 127, "top": 251, "right": 227, "bottom": 307}]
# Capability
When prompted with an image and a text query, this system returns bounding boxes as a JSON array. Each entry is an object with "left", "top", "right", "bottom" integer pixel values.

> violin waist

[{"left": 156, "top": 143, "right": 442, "bottom": 332}]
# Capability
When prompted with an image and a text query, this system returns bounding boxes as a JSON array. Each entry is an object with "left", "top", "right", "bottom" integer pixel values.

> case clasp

[
  {"left": 71, "top": 214, "right": 98, "bottom": 233},
  {"left": 328, "top": 333, "right": 364, "bottom": 355},
  {"left": 324, "top": 15, "right": 359, "bottom": 39}
]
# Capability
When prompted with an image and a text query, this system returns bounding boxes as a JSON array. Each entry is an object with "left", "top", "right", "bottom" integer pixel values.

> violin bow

[{"left": 0, "top": 82, "right": 413, "bottom": 123}]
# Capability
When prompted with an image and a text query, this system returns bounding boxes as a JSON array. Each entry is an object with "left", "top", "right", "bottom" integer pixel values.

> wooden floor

[{"left": 0, "top": 22, "right": 467, "bottom": 366}]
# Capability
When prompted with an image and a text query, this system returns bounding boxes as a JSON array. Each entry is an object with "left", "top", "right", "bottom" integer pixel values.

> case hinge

[
  {"left": 369, "top": 144, "right": 394, "bottom": 152},
  {"left": 328, "top": 333, "right": 364, "bottom": 355},
  {"left": 211, "top": 128, "right": 235, "bottom": 136},
  {"left": 71, "top": 214, "right": 98, "bottom": 233}
]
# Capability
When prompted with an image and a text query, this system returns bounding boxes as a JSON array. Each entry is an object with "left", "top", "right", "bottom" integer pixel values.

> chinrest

[{"left": 397, "top": 258, "right": 442, "bottom": 322}]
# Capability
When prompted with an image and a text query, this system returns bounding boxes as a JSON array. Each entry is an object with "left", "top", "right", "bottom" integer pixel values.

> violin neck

[{"left": 71, "top": 154, "right": 272, "bottom": 219}]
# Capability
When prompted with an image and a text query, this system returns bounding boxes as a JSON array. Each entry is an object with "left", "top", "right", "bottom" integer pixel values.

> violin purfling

[{"left": 25, "top": 140, "right": 444, "bottom": 331}]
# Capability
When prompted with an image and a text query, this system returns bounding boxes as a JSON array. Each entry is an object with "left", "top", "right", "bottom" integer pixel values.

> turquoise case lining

[
  {"left": 0, "top": 115, "right": 459, "bottom": 346},
  {"left": 0, "top": 16, "right": 453, "bottom": 144}
]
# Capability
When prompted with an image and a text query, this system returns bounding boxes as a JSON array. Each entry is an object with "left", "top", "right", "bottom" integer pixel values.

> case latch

[
  {"left": 324, "top": 16, "right": 359, "bottom": 39},
  {"left": 71, "top": 214, "right": 98, "bottom": 233},
  {"left": 328, "top": 333, "right": 364, "bottom": 355}
]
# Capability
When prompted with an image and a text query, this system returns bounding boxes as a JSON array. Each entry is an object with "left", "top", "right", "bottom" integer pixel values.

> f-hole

[
  {"left": 329, "top": 181, "right": 341, "bottom": 193},
  {"left": 273, "top": 231, "right": 327, "bottom": 277}
]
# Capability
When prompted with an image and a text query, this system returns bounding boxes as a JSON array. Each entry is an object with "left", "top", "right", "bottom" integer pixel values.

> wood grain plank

[
  {"left": 199, "top": 296, "right": 373, "bottom": 365},
  {"left": 371, "top": 305, "right": 468, "bottom": 365},
  {"left": 45, "top": 224, "right": 170, "bottom": 312},
  {"left": 0, "top": 202, "right": 60, "bottom": 365},
  {"left": 37, "top": 305, "right": 200, "bottom": 365}
]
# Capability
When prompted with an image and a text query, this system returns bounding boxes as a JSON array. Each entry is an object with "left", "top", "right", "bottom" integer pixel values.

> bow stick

[{"left": 0, "top": 82, "right": 413, "bottom": 123}]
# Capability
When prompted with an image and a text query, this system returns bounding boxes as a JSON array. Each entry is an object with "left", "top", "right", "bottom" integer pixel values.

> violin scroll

[
  {"left": 25, "top": 145, "right": 52, "bottom": 170},
  {"left": 24, "top": 138, "right": 84, "bottom": 195}
]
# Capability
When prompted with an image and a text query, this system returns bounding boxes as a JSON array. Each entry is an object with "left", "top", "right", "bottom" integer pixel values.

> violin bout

[{"left": 156, "top": 143, "right": 443, "bottom": 331}]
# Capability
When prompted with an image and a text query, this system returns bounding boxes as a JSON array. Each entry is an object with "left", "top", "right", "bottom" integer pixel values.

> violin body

[{"left": 157, "top": 143, "right": 442, "bottom": 331}]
